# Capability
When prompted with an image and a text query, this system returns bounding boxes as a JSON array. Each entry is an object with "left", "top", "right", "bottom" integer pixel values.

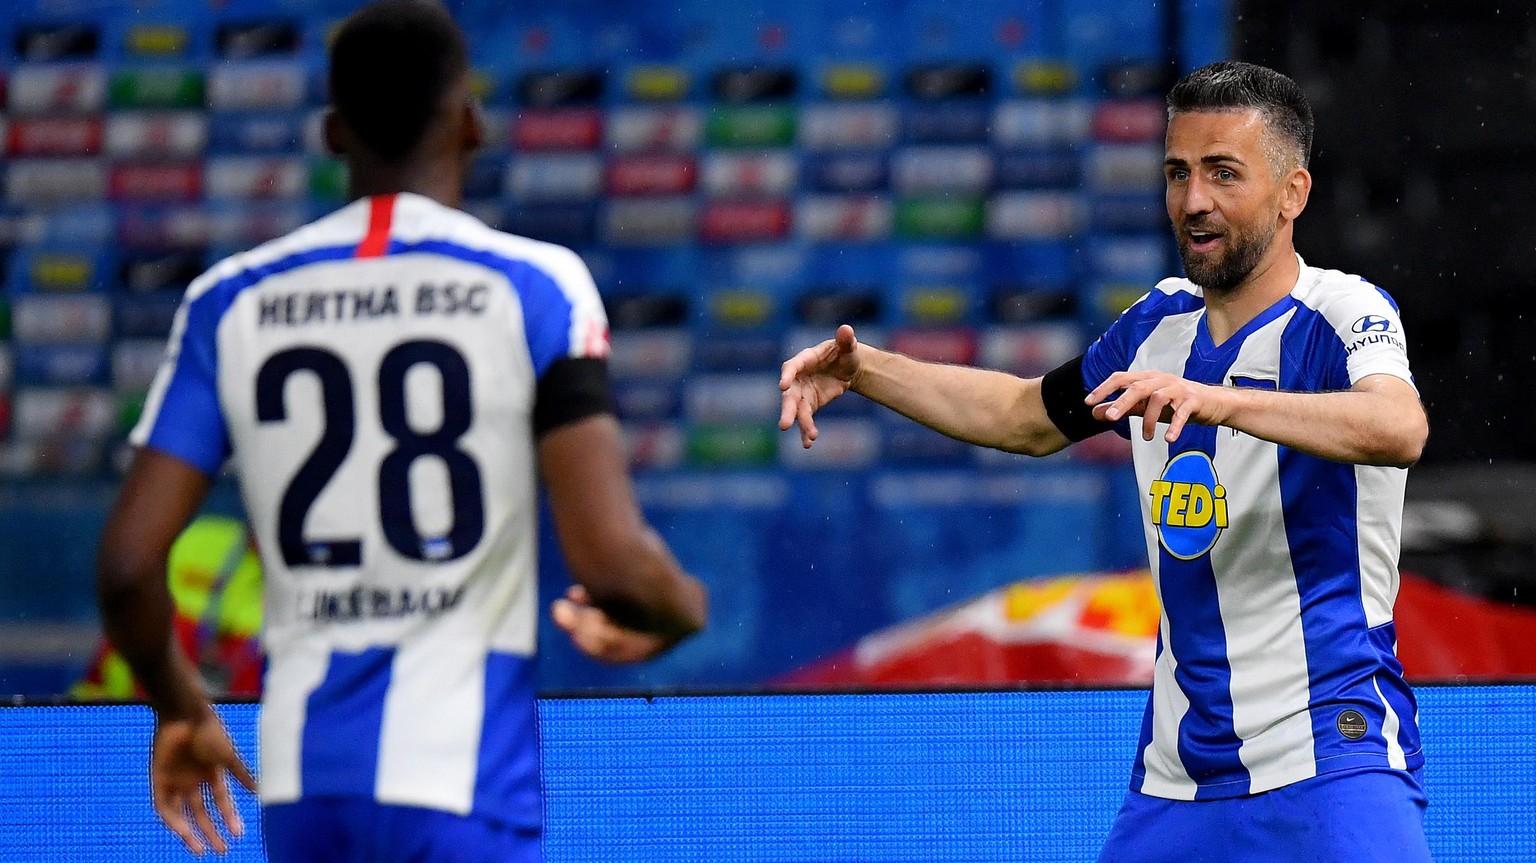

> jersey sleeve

[
  {"left": 1325, "top": 285, "right": 1415, "bottom": 388},
  {"left": 128, "top": 275, "right": 232, "bottom": 474},
  {"left": 515, "top": 246, "right": 610, "bottom": 380}
]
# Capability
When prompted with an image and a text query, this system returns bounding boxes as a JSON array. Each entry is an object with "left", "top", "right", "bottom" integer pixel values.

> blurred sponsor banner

[
  {"left": 706, "top": 106, "right": 795, "bottom": 148},
  {"left": 1085, "top": 144, "right": 1164, "bottom": 192},
  {"left": 207, "top": 112, "right": 302, "bottom": 154},
  {"left": 11, "top": 295, "right": 112, "bottom": 342},
  {"left": 778, "top": 417, "right": 881, "bottom": 469},
  {"left": 623, "top": 65, "right": 691, "bottom": 103},
  {"left": 612, "top": 381, "right": 684, "bottom": 420},
  {"left": 622, "top": 421, "right": 686, "bottom": 469},
  {"left": 125, "top": 24, "right": 192, "bottom": 59},
  {"left": 10, "top": 388, "right": 118, "bottom": 439},
  {"left": 119, "top": 250, "right": 204, "bottom": 292},
  {"left": 114, "top": 293, "right": 182, "bottom": 338},
  {"left": 1092, "top": 99, "right": 1166, "bottom": 143},
  {"left": 992, "top": 99, "right": 1093, "bottom": 147},
  {"left": 0, "top": 345, "right": 11, "bottom": 391},
  {"left": 888, "top": 327, "right": 978, "bottom": 365},
  {"left": 0, "top": 436, "right": 106, "bottom": 476},
  {"left": 700, "top": 200, "right": 791, "bottom": 243},
  {"left": 820, "top": 63, "right": 885, "bottom": 100},
  {"left": 501, "top": 204, "right": 596, "bottom": 246},
  {"left": 979, "top": 323, "right": 1084, "bottom": 377},
  {"left": 608, "top": 329, "right": 692, "bottom": 380},
  {"left": 606, "top": 106, "right": 701, "bottom": 152},
  {"left": 505, "top": 154, "right": 603, "bottom": 202},
  {"left": 111, "top": 340, "right": 168, "bottom": 392},
  {"left": 206, "top": 62, "right": 306, "bottom": 111},
  {"left": 988, "top": 191, "right": 1085, "bottom": 239},
  {"left": 702, "top": 152, "right": 797, "bottom": 198},
  {"left": 779, "top": 570, "right": 1536, "bottom": 687},
  {"left": 996, "top": 150, "right": 1081, "bottom": 189},
  {"left": 800, "top": 103, "right": 899, "bottom": 151},
  {"left": 109, "top": 163, "right": 202, "bottom": 202},
  {"left": 712, "top": 68, "right": 796, "bottom": 104},
  {"left": 685, "top": 423, "right": 778, "bottom": 467},
  {"left": 105, "top": 112, "right": 207, "bottom": 158},
  {"left": 1090, "top": 194, "right": 1167, "bottom": 232},
  {"left": 906, "top": 64, "right": 991, "bottom": 100},
  {"left": 205, "top": 157, "right": 307, "bottom": 200},
  {"left": 12, "top": 344, "right": 110, "bottom": 387},
  {"left": 107, "top": 69, "right": 204, "bottom": 109},
  {"left": 26, "top": 251, "right": 97, "bottom": 293},
  {"left": 16, "top": 24, "right": 101, "bottom": 62},
  {"left": 7, "top": 65, "right": 106, "bottom": 114},
  {"left": 216, "top": 20, "right": 300, "bottom": 59},
  {"left": 895, "top": 197, "right": 984, "bottom": 240},
  {"left": 517, "top": 69, "right": 604, "bottom": 107},
  {"left": 892, "top": 146, "right": 993, "bottom": 195},
  {"left": 796, "top": 195, "right": 892, "bottom": 242},
  {"left": 805, "top": 153, "right": 888, "bottom": 194},
  {"left": 603, "top": 197, "right": 695, "bottom": 246},
  {"left": 606, "top": 155, "right": 697, "bottom": 197},
  {"left": 684, "top": 374, "right": 782, "bottom": 423},
  {"left": 6, "top": 118, "right": 102, "bottom": 157},
  {"left": 513, "top": 109, "right": 603, "bottom": 151},
  {"left": 904, "top": 103, "right": 990, "bottom": 144},
  {"left": 5, "top": 160, "right": 108, "bottom": 205}
]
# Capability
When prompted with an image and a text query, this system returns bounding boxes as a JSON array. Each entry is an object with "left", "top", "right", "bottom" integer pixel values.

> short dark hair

[
  {"left": 1167, "top": 61, "right": 1313, "bottom": 172},
  {"left": 329, "top": 0, "right": 469, "bottom": 161}
]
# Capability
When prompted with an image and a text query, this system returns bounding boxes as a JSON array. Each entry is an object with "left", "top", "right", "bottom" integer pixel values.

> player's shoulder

[
  {"left": 1119, "top": 276, "right": 1204, "bottom": 322},
  {"left": 185, "top": 200, "right": 371, "bottom": 304},
  {"left": 396, "top": 196, "right": 594, "bottom": 289},
  {"left": 1290, "top": 258, "right": 1400, "bottom": 326}
]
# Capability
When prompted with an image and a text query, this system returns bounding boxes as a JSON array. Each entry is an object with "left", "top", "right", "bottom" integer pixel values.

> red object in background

[
  {"left": 110, "top": 163, "right": 201, "bottom": 202},
  {"left": 6, "top": 117, "right": 103, "bottom": 156},
  {"left": 1091, "top": 99, "right": 1167, "bottom": 143},
  {"left": 777, "top": 570, "right": 1536, "bottom": 688},
  {"left": 1394, "top": 574, "right": 1536, "bottom": 679},
  {"left": 699, "top": 200, "right": 791, "bottom": 243},
  {"left": 888, "top": 327, "right": 979, "bottom": 366},
  {"left": 513, "top": 109, "right": 602, "bottom": 151},
  {"left": 607, "top": 154, "right": 697, "bottom": 196}
]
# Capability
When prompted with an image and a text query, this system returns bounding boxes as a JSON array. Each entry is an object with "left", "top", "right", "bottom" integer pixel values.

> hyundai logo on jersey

[
  {"left": 1149, "top": 451, "right": 1228, "bottom": 560},
  {"left": 1351, "top": 314, "right": 1396, "bottom": 333}
]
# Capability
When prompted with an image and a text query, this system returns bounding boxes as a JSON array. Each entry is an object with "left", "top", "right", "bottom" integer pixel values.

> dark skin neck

[{"left": 345, "top": 151, "right": 466, "bottom": 209}]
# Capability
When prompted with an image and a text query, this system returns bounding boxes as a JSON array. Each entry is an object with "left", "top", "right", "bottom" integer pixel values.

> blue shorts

[
  {"left": 263, "top": 798, "right": 541, "bottom": 863},
  {"left": 1096, "top": 768, "right": 1432, "bottom": 863}
]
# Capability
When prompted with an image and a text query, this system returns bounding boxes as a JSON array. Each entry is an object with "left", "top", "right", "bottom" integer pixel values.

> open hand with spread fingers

[
  {"left": 1086, "top": 370, "right": 1234, "bottom": 443},
  {"left": 778, "top": 324, "right": 863, "bottom": 448}
]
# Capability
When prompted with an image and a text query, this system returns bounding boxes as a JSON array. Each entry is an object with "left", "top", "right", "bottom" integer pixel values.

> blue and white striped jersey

[
  {"left": 132, "top": 192, "right": 610, "bottom": 827},
  {"left": 1083, "top": 256, "right": 1421, "bottom": 800}
]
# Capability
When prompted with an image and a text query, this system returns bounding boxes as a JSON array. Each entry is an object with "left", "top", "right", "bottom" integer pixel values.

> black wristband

[
  {"left": 1040, "top": 355, "right": 1112, "bottom": 442},
  {"left": 534, "top": 357, "right": 617, "bottom": 437}
]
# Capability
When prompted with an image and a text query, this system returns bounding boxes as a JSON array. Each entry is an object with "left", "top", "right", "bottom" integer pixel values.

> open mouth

[{"left": 1185, "top": 230, "right": 1223, "bottom": 253}]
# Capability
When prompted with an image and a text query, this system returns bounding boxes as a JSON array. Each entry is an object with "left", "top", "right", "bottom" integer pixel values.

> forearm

[
  {"left": 578, "top": 528, "right": 707, "bottom": 643},
  {"left": 97, "top": 564, "right": 208, "bottom": 719},
  {"left": 851, "top": 346, "right": 1064, "bottom": 455},
  {"left": 1221, "top": 384, "right": 1426, "bottom": 466}
]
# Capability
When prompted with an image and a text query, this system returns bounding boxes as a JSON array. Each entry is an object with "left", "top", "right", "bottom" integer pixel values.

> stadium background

[{"left": 0, "top": 0, "right": 1533, "bottom": 858}]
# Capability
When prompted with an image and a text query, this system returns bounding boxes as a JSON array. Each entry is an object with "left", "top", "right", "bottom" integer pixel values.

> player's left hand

[
  {"left": 151, "top": 707, "right": 256, "bottom": 856},
  {"left": 1086, "top": 370, "right": 1232, "bottom": 443},
  {"left": 552, "top": 585, "right": 670, "bottom": 664}
]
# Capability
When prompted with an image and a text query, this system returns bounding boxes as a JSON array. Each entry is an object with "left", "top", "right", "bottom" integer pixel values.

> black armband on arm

[
  {"left": 533, "top": 357, "right": 617, "bottom": 437},
  {"left": 1040, "top": 355, "right": 1113, "bottom": 442}
]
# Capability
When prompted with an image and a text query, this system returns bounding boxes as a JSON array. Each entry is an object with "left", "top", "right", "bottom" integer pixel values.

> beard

[{"left": 1176, "top": 219, "right": 1274, "bottom": 293}]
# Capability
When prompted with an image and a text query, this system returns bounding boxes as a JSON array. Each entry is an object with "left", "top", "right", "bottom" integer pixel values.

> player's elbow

[{"left": 1367, "top": 410, "right": 1428, "bottom": 468}]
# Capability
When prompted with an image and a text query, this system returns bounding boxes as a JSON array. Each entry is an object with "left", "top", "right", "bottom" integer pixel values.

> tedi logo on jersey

[{"left": 1149, "top": 451, "right": 1228, "bottom": 560}]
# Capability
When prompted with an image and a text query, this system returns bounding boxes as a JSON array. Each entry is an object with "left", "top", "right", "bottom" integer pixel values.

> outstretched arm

[
  {"left": 97, "top": 447, "right": 256, "bottom": 855},
  {"left": 539, "top": 413, "right": 707, "bottom": 663},
  {"left": 1087, "top": 371, "right": 1426, "bottom": 467},
  {"left": 778, "top": 325, "right": 1073, "bottom": 456}
]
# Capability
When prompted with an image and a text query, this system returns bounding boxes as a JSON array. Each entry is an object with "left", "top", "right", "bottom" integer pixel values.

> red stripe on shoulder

[{"left": 355, "top": 193, "right": 397, "bottom": 258}]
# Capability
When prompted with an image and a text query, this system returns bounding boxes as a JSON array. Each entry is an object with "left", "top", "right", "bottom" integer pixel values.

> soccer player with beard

[{"left": 781, "top": 62, "right": 1432, "bottom": 861}]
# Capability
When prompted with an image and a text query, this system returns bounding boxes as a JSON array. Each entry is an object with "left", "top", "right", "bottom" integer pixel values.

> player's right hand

[
  {"left": 778, "top": 324, "right": 863, "bottom": 449},
  {"left": 151, "top": 707, "right": 257, "bottom": 856}
]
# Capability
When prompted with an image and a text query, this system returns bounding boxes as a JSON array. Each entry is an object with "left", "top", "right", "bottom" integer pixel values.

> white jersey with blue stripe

[
  {"left": 131, "top": 192, "right": 610, "bottom": 827},
  {"left": 1082, "top": 256, "right": 1421, "bottom": 800}
]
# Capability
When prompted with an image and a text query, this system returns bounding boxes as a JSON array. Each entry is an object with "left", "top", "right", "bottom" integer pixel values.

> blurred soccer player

[
  {"left": 781, "top": 62, "right": 1432, "bottom": 862},
  {"left": 95, "top": 2, "right": 707, "bottom": 860}
]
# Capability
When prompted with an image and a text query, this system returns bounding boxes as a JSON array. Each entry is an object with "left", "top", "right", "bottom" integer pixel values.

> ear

[
  {"left": 460, "top": 96, "right": 485, "bottom": 153},
  {"left": 322, "top": 108, "right": 348, "bottom": 157},
  {"left": 1280, "top": 166, "right": 1311, "bottom": 220}
]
